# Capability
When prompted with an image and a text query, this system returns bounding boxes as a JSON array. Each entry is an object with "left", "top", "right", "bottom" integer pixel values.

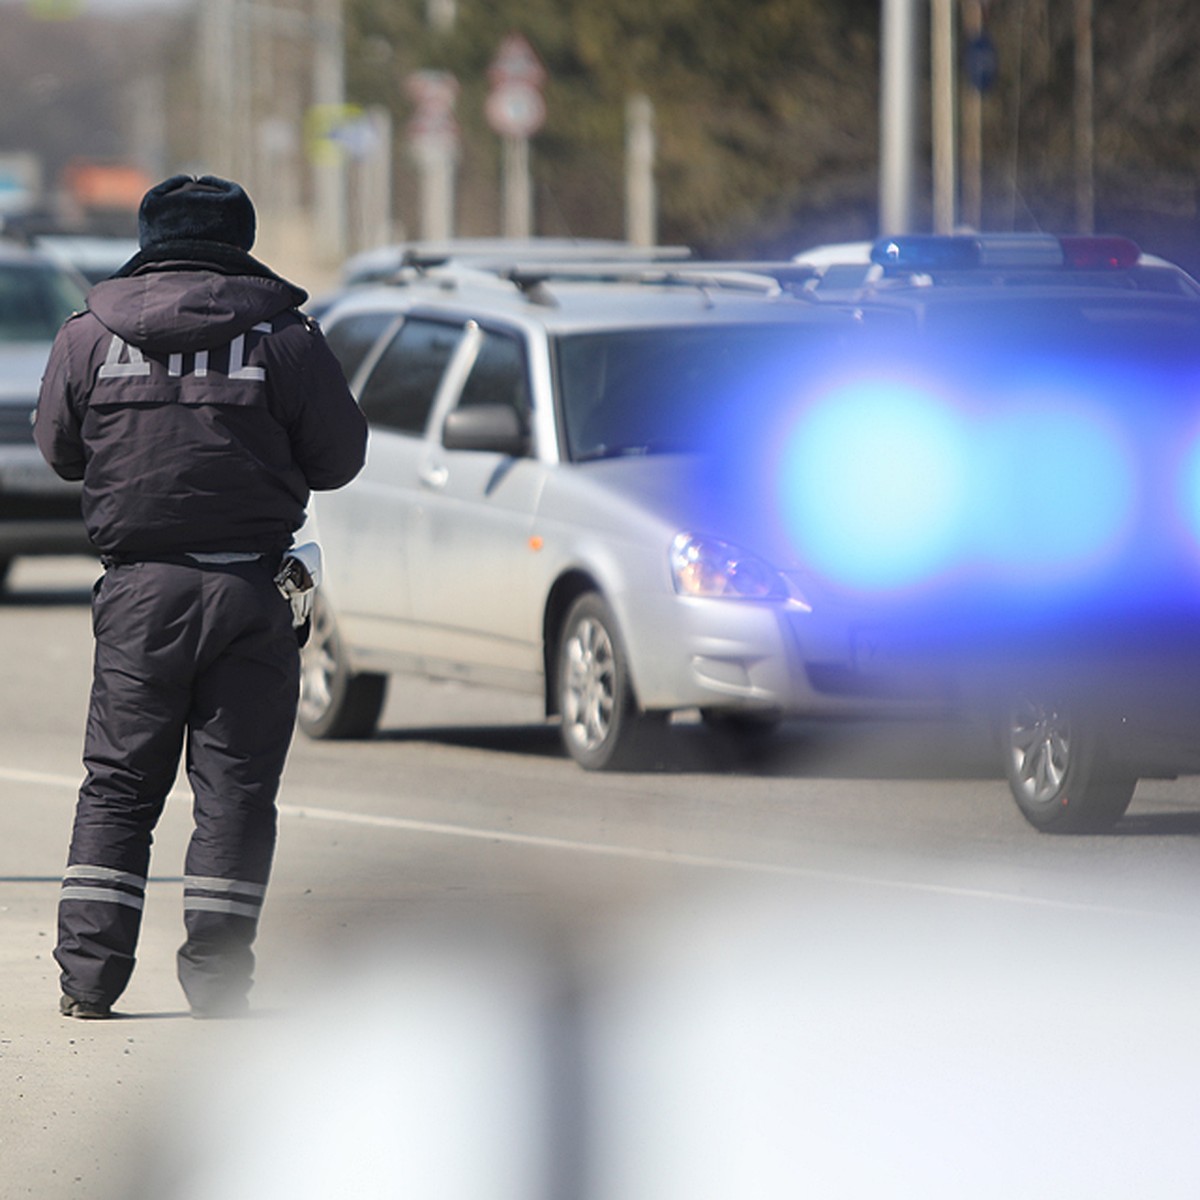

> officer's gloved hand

[{"left": 274, "top": 542, "right": 323, "bottom": 632}]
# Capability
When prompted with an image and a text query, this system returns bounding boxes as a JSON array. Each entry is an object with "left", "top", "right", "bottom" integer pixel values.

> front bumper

[{"left": 622, "top": 591, "right": 951, "bottom": 719}]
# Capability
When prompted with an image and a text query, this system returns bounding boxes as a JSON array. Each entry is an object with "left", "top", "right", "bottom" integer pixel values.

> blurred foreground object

[{"left": 140, "top": 884, "right": 1200, "bottom": 1199}]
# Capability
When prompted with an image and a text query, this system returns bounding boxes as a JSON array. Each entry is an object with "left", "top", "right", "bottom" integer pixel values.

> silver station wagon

[{"left": 301, "top": 257, "right": 887, "bottom": 769}]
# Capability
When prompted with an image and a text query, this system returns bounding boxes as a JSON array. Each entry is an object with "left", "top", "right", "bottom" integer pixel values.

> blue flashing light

[
  {"left": 871, "top": 236, "right": 981, "bottom": 271},
  {"left": 779, "top": 380, "right": 970, "bottom": 590},
  {"left": 1177, "top": 431, "right": 1200, "bottom": 555},
  {"left": 778, "top": 374, "right": 1141, "bottom": 596},
  {"left": 972, "top": 400, "right": 1136, "bottom": 584}
]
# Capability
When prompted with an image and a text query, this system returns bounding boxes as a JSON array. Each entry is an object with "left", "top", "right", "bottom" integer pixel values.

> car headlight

[{"left": 670, "top": 533, "right": 792, "bottom": 601}]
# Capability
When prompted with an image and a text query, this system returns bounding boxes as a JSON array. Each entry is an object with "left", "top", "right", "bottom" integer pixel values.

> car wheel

[
  {"left": 1001, "top": 694, "right": 1136, "bottom": 833},
  {"left": 0, "top": 558, "right": 10, "bottom": 591},
  {"left": 557, "top": 592, "right": 662, "bottom": 770},
  {"left": 298, "top": 592, "right": 387, "bottom": 740}
]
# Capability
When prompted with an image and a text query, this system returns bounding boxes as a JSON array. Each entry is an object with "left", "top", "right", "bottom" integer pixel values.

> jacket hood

[{"left": 86, "top": 247, "right": 308, "bottom": 354}]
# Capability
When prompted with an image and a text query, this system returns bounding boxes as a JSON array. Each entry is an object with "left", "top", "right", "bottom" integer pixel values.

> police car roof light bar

[{"left": 871, "top": 233, "right": 1144, "bottom": 274}]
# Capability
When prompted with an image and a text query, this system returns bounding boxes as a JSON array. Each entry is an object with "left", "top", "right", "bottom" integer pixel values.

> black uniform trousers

[{"left": 54, "top": 557, "right": 300, "bottom": 1013}]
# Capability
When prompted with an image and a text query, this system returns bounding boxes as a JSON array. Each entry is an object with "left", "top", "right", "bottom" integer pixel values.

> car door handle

[{"left": 418, "top": 462, "right": 449, "bottom": 490}]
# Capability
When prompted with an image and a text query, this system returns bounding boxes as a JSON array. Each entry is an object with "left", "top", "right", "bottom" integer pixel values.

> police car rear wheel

[
  {"left": 1001, "top": 694, "right": 1136, "bottom": 833},
  {"left": 298, "top": 593, "right": 387, "bottom": 740}
]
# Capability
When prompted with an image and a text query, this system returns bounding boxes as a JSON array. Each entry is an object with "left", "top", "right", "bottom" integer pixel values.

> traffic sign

[
  {"left": 407, "top": 70, "right": 460, "bottom": 143},
  {"left": 488, "top": 34, "right": 546, "bottom": 88},
  {"left": 486, "top": 34, "right": 546, "bottom": 139},
  {"left": 485, "top": 83, "right": 546, "bottom": 139},
  {"left": 305, "top": 103, "right": 368, "bottom": 165}
]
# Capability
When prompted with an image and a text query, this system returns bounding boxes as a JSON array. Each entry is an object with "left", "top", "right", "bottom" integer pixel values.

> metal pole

[
  {"left": 359, "top": 107, "right": 393, "bottom": 250},
  {"left": 502, "top": 136, "right": 532, "bottom": 238},
  {"left": 200, "top": 0, "right": 238, "bottom": 175},
  {"left": 415, "top": 138, "right": 456, "bottom": 241},
  {"left": 960, "top": 0, "right": 984, "bottom": 230},
  {"left": 879, "top": 0, "right": 919, "bottom": 235},
  {"left": 625, "top": 94, "right": 656, "bottom": 247},
  {"left": 1074, "top": 0, "right": 1095, "bottom": 233},
  {"left": 313, "top": 0, "right": 347, "bottom": 263},
  {"left": 931, "top": 0, "right": 957, "bottom": 233}
]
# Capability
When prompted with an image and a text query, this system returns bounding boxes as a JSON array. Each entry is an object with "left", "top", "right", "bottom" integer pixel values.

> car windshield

[
  {"left": 0, "top": 262, "right": 87, "bottom": 344},
  {"left": 556, "top": 323, "right": 836, "bottom": 462}
]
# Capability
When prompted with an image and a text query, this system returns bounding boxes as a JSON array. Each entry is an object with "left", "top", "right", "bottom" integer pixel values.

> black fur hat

[{"left": 138, "top": 174, "right": 256, "bottom": 252}]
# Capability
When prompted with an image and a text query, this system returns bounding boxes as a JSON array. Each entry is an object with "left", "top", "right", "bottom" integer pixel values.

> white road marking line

[
  {"left": 3, "top": 766, "right": 1192, "bottom": 921},
  {"left": 0, "top": 766, "right": 192, "bottom": 801},
  {"left": 0, "top": 767, "right": 84, "bottom": 789}
]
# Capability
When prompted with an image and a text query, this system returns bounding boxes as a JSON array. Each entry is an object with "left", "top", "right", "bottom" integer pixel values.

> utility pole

[
  {"left": 313, "top": 0, "right": 347, "bottom": 263},
  {"left": 625, "top": 94, "right": 656, "bottom": 247},
  {"left": 930, "top": 0, "right": 957, "bottom": 233},
  {"left": 426, "top": 0, "right": 456, "bottom": 33},
  {"left": 879, "top": 0, "right": 919, "bottom": 236},
  {"left": 1074, "top": 0, "right": 1095, "bottom": 233},
  {"left": 960, "top": 0, "right": 985, "bottom": 230},
  {"left": 200, "top": 0, "right": 241, "bottom": 178}
]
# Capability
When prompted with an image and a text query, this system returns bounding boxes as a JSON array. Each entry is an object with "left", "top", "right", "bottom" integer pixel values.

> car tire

[
  {"left": 298, "top": 592, "right": 387, "bottom": 740},
  {"left": 0, "top": 558, "right": 10, "bottom": 591},
  {"left": 557, "top": 592, "right": 662, "bottom": 770},
  {"left": 1000, "top": 694, "right": 1136, "bottom": 833}
]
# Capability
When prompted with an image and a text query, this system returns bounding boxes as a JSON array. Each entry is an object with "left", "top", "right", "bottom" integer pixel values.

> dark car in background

[
  {"left": 0, "top": 239, "right": 91, "bottom": 589},
  {"left": 32, "top": 234, "right": 138, "bottom": 286}
]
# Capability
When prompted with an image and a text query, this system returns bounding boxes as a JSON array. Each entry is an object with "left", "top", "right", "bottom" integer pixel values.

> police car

[{"left": 781, "top": 233, "right": 1200, "bottom": 832}]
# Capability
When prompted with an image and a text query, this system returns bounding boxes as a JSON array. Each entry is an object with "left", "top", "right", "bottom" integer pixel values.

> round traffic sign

[{"left": 485, "top": 82, "right": 546, "bottom": 139}]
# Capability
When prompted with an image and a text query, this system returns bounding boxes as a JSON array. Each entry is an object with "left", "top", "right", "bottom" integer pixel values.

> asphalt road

[{"left": 4, "top": 556, "right": 1200, "bottom": 1199}]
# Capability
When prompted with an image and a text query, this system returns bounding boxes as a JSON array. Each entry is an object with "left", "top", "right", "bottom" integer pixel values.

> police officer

[{"left": 35, "top": 175, "right": 368, "bottom": 1019}]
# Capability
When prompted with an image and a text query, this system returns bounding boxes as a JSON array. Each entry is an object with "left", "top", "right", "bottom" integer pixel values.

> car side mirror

[{"left": 442, "top": 404, "right": 529, "bottom": 457}]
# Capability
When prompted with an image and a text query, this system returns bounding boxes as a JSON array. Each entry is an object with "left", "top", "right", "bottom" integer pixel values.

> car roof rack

[
  {"left": 353, "top": 243, "right": 693, "bottom": 290},
  {"left": 403, "top": 243, "right": 694, "bottom": 272},
  {"left": 389, "top": 257, "right": 820, "bottom": 308},
  {"left": 503, "top": 260, "right": 810, "bottom": 300}
]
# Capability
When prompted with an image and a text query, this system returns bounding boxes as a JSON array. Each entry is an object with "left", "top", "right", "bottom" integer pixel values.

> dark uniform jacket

[{"left": 35, "top": 244, "right": 367, "bottom": 557}]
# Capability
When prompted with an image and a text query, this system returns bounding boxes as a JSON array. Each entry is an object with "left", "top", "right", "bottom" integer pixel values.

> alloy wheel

[
  {"left": 1007, "top": 698, "right": 1071, "bottom": 806},
  {"left": 562, "top": 615, "right": 616, "bottom": 752}
]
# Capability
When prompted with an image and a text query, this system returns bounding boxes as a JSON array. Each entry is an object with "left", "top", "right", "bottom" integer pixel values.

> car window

[
  {"left": 323, "top": 311, "right": 398, "bottom": 386},
  {"left": 456, "top": 329, "right": 530, "bottom": 421},
  {"left": 357, "top": 316, "right": 463, "bottom": 435},
  {"left": 0, "top": 262, "right": 86, "bottom": 343}
]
